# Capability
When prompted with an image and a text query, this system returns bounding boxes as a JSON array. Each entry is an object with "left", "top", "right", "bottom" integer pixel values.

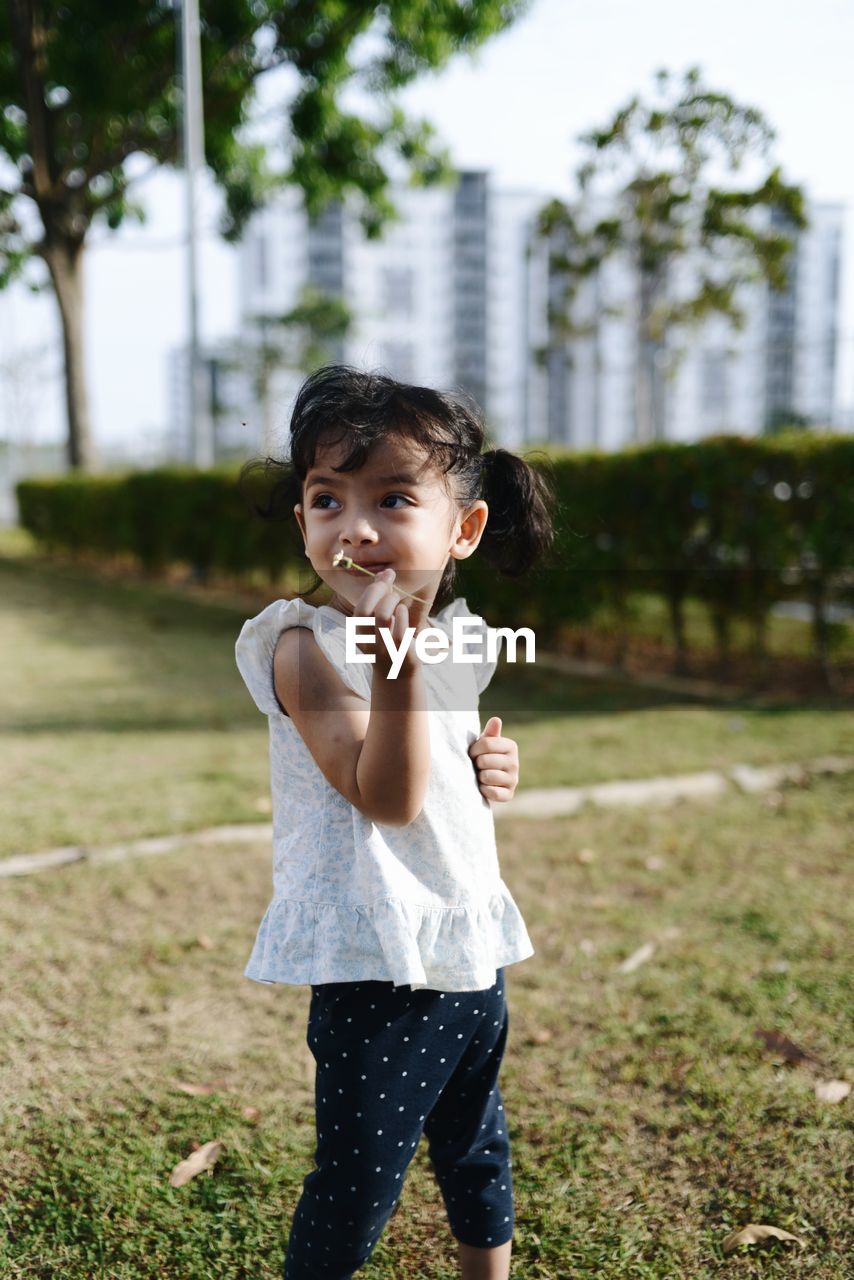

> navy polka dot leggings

[{"left": 283, "top": 967, "right": 514, "bottom": 1279}]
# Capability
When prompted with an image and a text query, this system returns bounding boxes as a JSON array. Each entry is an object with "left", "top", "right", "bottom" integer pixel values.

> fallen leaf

[
  {"left": 195, "top": 935, "right": 214, "bottom": 950},
  {"left": 173, "top": 1079, "right": 231, "bottom": 1096},
  {"left": 814, "top": 1079, "right": 850, "bottom": 1103},
  {"left": 169, "top": 1139, "right": 223, "bottom": 1188},
  {"left": 576, "top": 848, "right": 596, "bottom": 864},
  {"left": 753, "top": 1028, "right": 829, "bottom": 1069},
  {"left": 619, "top": 942, "right": 655, "bottom": 973},
  {"left": 242, "top": 1105, "right": 261, "bottom": 1121},
  {"left": 527, "top": 1029, "right": 553, "bottom": 1045},
  {"left": 644, "top": 855, "right": 664, "bottom": 872},
  {"left": 722, "top": 1223, "right": 804, "bottom": 1252}
]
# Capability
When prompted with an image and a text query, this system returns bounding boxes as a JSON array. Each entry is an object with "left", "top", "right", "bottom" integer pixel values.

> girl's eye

[{"left": 311, "top": 493, "right": 410, "bottom": 509}]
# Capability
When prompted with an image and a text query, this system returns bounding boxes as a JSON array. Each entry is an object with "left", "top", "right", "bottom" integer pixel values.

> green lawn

[
  {"left": 1, "top": 534, "right": 850, "bottom": 1275},
  {"left": 0, "top": 542, "right": 851, "bottom": 861},
  {"left": 1, "top": 776, "right": 850, "bottom": 1276}
]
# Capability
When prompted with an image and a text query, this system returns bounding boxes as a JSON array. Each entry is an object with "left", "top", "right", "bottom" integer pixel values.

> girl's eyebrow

[{"left": 306, "top": 472, "right": 422, "bottom": 490}]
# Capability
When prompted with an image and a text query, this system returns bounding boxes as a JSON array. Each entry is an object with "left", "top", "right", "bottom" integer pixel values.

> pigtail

[{"left": 476, "top": 448, "right": 559, "bottom": 577}]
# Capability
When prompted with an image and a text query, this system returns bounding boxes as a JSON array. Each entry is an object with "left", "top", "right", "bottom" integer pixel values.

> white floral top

[{"left": 234, "top": 594, "right": 534, "bottom": 992}]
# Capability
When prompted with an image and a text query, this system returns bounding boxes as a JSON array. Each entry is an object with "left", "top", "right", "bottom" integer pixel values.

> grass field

[
  {"left": 1, "top": 539, "right": 851, "bottom": 861},
  {"left": 1, "top": 778, "right": 850, "bottom": 1277},
  {"left": 0, "top": 534, "right": 851, "bottom": 1276}
]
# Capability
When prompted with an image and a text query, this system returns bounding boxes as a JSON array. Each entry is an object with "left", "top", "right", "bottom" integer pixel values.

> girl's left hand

[{"left": 468, "top": 716, "right": 519, "bottom": 803}]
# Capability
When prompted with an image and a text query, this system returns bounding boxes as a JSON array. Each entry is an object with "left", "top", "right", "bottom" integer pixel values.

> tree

[
  {"left": 235, "top": 284, "right": 352, "bottom": 455},
  {"left": 0, "top": 0, "right": 530, "bottom": 470},
  {"left": 536, "top": 66, "right": 807, "bottom": 444}
]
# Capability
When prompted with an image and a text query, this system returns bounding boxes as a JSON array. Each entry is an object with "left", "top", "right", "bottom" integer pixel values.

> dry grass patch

[{"left": 1, "top": 775, "right": 851, "bottom": 1277}]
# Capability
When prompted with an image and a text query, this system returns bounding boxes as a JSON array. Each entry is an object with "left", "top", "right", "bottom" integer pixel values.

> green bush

[{"left": 14, "top": 433, "right": 854, "bottom": 678}]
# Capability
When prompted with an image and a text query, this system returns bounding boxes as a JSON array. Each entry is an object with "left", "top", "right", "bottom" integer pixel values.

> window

[
  {"left": 701, "top": 350, "right": 729, "bottom": 422},
  {"left": 382, "top": 341, "right": 415, "bottom": 381},
  {"left": 253, "top": 233, "right": 268, "bottom": 290},
  {"left": 381, "top": 267, "right": 415, "bottom": 317}
]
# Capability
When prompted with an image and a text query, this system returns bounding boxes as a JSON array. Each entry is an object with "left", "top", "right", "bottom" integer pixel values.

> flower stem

[{"left": 331, "top": 553, "right": 431, "bottom": 605}]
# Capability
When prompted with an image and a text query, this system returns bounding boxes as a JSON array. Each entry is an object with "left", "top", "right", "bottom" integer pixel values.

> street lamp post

[{"left": 179, "top": 0, "right": 212, "bottom": 467}]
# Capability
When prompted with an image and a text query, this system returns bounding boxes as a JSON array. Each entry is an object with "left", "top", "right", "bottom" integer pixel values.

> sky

[{"left": 1, "top": 0, "right": 852, "bottom": 453}]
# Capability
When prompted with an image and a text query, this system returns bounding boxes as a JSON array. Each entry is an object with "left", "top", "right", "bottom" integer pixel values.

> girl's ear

[
  {"left": 450, "top": 500, "right": 488, "bottom": 562},
  {"left": 294, "top": 504, "right": 312, "bottom": 559}
]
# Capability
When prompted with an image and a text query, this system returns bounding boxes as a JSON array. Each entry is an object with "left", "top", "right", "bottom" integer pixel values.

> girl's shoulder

[
  {"left": 234, "top": 595, "right": 498, "bottom": 716},
  {"left": 235, "top": 597, "right": 362, "bottom": 715}
]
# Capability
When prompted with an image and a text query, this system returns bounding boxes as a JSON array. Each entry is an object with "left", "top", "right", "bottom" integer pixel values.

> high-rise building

[
  {"left": 168, "top": 172, "right": 548, "bottom": 459},
  {"left": 533, "top": 198, "right": 844, "bottom": 447},
  {"left": 166, "top": 176, "right": 845, "bottom": 460}
]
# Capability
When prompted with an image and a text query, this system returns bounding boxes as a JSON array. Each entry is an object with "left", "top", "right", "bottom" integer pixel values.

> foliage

[
  {"left": 15, "top": 432, "right": 854, "bottom": 685},
  {"left": 535, "top": 67, "right": 808, "bottom": 442},
  {"left": 0, "top": 0, "right": 530, "bottom": 280},
  {"left": 0, "top": 0, "right": 530, "bottom": 465}
]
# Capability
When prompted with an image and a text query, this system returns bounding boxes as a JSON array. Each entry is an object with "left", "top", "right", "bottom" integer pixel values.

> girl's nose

[{"left": 339, "top": 513, "right": 380, "bottom": 544}]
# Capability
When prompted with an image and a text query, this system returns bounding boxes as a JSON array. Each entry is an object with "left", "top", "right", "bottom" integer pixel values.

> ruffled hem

[{"left": 243, "top": 882, "right": 534, "bottom": 993}]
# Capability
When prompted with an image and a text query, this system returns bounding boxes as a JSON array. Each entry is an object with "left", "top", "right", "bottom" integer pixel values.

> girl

[{"left": 235, "top": 365, "right": 557, "bottom": 1280}]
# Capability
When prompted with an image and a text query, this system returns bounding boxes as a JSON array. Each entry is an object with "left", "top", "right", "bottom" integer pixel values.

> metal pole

[{"left": 179, "top": 0, "right": 211, "bottom": 466}]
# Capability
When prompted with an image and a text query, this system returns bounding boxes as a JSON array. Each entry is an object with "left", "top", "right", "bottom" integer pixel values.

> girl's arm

[{"left": 274, "top": 574, "right": 430, "bottom": 827}]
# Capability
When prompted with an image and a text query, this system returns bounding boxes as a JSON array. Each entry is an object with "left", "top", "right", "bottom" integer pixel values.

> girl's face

[{"left": 294, "top": 434, "right": 487, "bottom": 619}]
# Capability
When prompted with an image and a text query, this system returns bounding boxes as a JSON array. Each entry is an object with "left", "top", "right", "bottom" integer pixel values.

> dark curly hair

[{"left": 239, "top": 364, "right": 559, "bottom": 607}]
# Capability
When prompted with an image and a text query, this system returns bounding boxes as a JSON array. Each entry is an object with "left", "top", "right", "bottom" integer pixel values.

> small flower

[{"left": 330, "top": 552, "right": 429, "bottom": 604}]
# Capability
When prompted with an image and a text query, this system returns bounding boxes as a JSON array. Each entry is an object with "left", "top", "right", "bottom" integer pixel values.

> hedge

[{"left": 15, "top": 432, "right": 854, "bottom": 681}]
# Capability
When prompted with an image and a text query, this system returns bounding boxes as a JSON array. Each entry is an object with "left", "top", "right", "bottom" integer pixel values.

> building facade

[
  {"left": 166, "top": 175, "right": 845, "bottom": 460},
  {"left": 533, "top": 198, "right": 844, "bottom": 448}
]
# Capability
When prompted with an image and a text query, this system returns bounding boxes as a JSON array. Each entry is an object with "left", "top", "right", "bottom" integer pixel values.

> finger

[
  {"left": 476, "top": 769, "right": 515, "bottom": 787},
  {"left": 469, "top": 739, "right": 511, "bottom": 758},
  {"left": 482, "top": 716, "right": 502, "bottom": 737},
  {"left": 479, "top": 784, "right": 513, "bottom": 802},
  {"left": 469, "top": 752, "right": 514, "bottom": 770},
  {"left": 391, "top": 600, "right": 409, "bottom": 645},
  {"left": 360, "top": 572, "right": 402, "bottom": 626}
]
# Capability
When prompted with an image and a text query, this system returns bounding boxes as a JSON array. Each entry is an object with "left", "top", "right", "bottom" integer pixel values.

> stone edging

[{"left": 1, "top": 756, "right": 851, "bottom": 880}]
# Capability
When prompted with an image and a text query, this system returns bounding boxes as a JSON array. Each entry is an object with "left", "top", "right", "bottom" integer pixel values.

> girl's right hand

[{"left": 353, "top": 569, "right": 419, "bottom": 680}]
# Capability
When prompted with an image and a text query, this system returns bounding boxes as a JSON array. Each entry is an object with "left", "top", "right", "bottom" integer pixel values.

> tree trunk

[
  {"left": 636, "top": 338, "right": 670, "bottom": 443},
  {"left": 635, "top": 267, "right": 666, "bottom": 443},
  {"left": 42, "top": 235, "right": 98, "bottom": 471},
  {"left": 635, "top": 335, "right": 655, "bottom": 445},
  {"left": 750, "top": 594, "right": 770, "bottom": 689},
  {"left": 710, "top": 606, "right": 731, "bottom": 677},
  {"left": 666, "top": 582, "right": 689, "bottom": 674},
  {"left": 808, "top": 577, "right": 834, "bottom": 693}
]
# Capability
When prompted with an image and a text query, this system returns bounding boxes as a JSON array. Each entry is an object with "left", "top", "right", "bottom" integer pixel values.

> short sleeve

[
  {"left": 312, "top": 606, "right": 373, "bottom": 701},
  {"left": 431, "top": 596, "right": 500, "bottom": 696},
  {"left": 235, "top": 597, "right": 373, "bottom": 716},
  {"left": 234, "top": 597, "right": 314, "bottom": 716}
]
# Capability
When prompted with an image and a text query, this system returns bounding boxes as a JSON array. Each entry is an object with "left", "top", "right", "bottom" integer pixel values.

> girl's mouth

[{"left": 344, "top": 563, "right": 392, "bottom": 576}]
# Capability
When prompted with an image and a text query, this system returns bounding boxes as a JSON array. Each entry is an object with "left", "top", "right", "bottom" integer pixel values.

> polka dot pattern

[{"left": 283, "top": 970, "right": 514, "bottom": 1276}]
